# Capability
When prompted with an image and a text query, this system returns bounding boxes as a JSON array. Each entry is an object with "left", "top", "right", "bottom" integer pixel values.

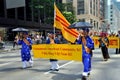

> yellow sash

[
  {"left": 23, "top": 38, "right": 30, "bottom": 45},
  {"left": 82, "top": 37, "right": 91, "bottom": 53}
]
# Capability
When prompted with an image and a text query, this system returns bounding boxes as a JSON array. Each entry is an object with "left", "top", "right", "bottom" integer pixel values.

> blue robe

[
  {"left": 18, "top": 37, "right": 32, "bottom": 61},
  {"left": 76, "top": 36, "right": 94, "bottom": 73}
]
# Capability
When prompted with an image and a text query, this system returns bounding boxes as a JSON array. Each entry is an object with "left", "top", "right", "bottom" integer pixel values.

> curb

[{"left": 0, "top": 48, "right": 20, "bottom": 53}]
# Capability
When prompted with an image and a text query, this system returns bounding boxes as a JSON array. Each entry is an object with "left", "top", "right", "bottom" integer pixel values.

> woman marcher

[
  {"left": 115, "top": 31, "right": 120, "bottom": 54},
  {"left": 0, "top": 36, "right": 5, "bottom": 49},
  {"left": 76, "top": 28, "right": 94, "bottom": 80},
  {"left": 98, "top": 33, "right": 110, "bottom": 61},
  {"left": 46, "top": 33, "right": 59, "bottom": 71},
  {"left": 17, "top": 32, "right": 33, "bottom": 69},
  {"left": 13, "top": 35, "right": 18, "bottom": 48}
]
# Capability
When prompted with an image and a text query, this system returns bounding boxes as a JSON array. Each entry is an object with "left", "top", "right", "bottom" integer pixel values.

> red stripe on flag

[
  {"left": 56, "top": 17, "right": 79, "bottom": 36},
  {"left": 63, "top": 27, "right": 78, "bottom": 38},
  {"left": 56, "top": 15, "right": 70, "bottom": 26},
  {"left": 56, "top": 18, "right": 78, "bottom": 37}
]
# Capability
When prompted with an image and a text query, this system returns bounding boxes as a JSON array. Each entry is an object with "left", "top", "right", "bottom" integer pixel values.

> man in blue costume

[
  {"left": 17, "top": 32, "right": 33, "bottom": 69},
  {"left": 76, "top": 28, "right": 94, "bottom": 79},
  {"left": 46, "top": 32, "right": 60, "bottom": 71}
]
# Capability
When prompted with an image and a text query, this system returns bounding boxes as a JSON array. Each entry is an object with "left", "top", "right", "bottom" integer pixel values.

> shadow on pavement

[{"left": 51, "top": 72, "right": 82, "bottom": 80}]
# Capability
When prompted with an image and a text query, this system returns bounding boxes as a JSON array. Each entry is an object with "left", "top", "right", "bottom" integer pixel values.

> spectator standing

[{"left": 98, "top": 33, "right": 110, "bottom": 61}]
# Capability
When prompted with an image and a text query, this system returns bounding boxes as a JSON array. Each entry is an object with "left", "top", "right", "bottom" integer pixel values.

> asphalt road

[{"left": 0, "top": 48, "right": 120, "bottom": 80}]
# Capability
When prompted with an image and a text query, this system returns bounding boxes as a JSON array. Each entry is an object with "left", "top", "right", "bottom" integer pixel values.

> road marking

[
  {"left": 44, "top": 61, "right": 74, "bottom": 74},
  {"left": 0, "top": 62, "right": 14, "bottom": 67},
  {"left": 0, "top": 59, "right": 20, "bottom": 67}
]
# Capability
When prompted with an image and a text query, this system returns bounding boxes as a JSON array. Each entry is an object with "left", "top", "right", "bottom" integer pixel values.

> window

[
  {"left": 77, "top": 9, "right": 84, "bottom": 15},
  {"left": 110, "top": 18, "right": 113, "bottom": 21},
  {"left": 77, "top": 0, "right": 84, "bottom": 15},
  {"left": 26, "top": 0, "right": 32, "bottom": 21},
  {"left": 0, "top": 0, "right": 4, "bottom": 17},
  {"left": 66, "top": 0, "right": 73, "bottom": 2},
  {"left": 17, "top": 7, "right": 24, "bottom": 20},
  {"left": 79, "top": 19, "right": 85, "bottom": 22},
  {"left": 110, "top": 5, "right": 113, "bottom": 9},
  {"left": 7, "top": 8, "right": 15, "bottom": 18}
]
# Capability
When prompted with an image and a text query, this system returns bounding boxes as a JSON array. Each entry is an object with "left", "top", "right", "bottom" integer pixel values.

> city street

[
  {"left": 0, "top": 0, "right": 120, "bottom": 80},
  {"left": 0, "top": 48, "right": 120, "bottom": 80}
]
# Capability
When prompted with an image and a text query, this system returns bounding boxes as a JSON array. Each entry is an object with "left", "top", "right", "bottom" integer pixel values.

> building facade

[
  {"left": 0, "top": 0, "right": 61, "bottom": 40},
  {"left": 62, "top": 0, "right": 107, "bottom": 33},
  {"left": 108, "top": 0, "right": 120, "bottom": 33}
]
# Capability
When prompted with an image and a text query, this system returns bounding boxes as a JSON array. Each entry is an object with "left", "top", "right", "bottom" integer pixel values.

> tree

[
  {"left": 56, "top": 3, "right": 77, "bottom": 24},
  {"left": 63, "top": 11, "right": 77, "bottom": 24},
  {"left": 30, "top": 0, "right": 76, "bottom": 24},
  {"left": 30, "top": 0, "right": 54, "bottom": 23}
]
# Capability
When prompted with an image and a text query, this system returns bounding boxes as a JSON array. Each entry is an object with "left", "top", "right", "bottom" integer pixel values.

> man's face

[
  {"left": 48, "top": 34, "right": 54, "bottom": 39},
  {"left": 82, "top": 30, "right": 88, "bottom": 36},
  {"left": 23, "top": 34, "right": 28, "bottom": 38}
]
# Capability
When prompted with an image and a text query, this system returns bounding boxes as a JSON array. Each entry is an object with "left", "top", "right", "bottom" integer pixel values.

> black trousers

[
  {"left": 101, "top": 46, "right": 110, "bottom": 59},
  {"left": 13, "top": 42, "right": 17, "bottom": 48},
  {"left": 50, "top": 59, "right": 58, "bottom": 62},
  {"left": 116, "top": 48, "right": 120, "bottom": 54}
]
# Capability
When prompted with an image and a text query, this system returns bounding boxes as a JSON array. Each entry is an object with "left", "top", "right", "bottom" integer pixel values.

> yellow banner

[
  {"left": 32, "top": 44, "right": 82, "bottom": 61},
  {"left": 109, "top": 37, "right": 120, "bottom": 48},
  {"left": 92, "top": 37, "right": 120, "bottom": 48},
  {"left": 92, "top": 37, "right": 99, "bottom": 48}
]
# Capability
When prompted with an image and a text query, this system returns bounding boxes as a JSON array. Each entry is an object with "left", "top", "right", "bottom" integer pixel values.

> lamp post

[{"left": 100, "top": 19, "right": 111, "bottom": 33}]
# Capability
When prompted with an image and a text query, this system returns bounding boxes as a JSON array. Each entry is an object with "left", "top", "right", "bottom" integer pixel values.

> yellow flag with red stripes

[{"left": 54, "top": 3, "right": 79, "bottom": 43}]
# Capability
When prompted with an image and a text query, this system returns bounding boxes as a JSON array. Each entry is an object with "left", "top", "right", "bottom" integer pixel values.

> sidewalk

[{"left": 0, "top": 41, "right": 21, "bottom": 53}]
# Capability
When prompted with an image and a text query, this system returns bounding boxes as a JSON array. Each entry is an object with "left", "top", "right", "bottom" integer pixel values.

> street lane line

[
  {"left": 0, "top": 62, "right": 14, "bottom": 67},
  {"left": 59, "top": 60, "right": 74, "bottom": 68},
  {"left": 44, "top": 61, "right": 74, "bottom": 74}
]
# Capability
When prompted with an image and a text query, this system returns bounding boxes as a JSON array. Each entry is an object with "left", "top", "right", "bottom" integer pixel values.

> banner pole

[{"left": 53, "top": 2, "right": 56, "bottom": 39}]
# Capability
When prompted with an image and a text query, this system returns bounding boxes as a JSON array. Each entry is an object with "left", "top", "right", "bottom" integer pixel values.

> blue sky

[{"left": 108, "top": 0, "right": 120, "bottom": 5}]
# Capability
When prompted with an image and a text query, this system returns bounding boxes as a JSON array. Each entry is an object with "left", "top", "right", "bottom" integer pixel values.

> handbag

[{"left": 29, "top": 45, "right": 32, "bottom": 50}]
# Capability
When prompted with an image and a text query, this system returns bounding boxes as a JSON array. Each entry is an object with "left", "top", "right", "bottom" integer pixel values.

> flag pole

[
  {"left": 53, "top": 26, "right": 55, "bottom": 39},
  {"left": 53, "top": 2, "right": 56, "bottom": 39}
]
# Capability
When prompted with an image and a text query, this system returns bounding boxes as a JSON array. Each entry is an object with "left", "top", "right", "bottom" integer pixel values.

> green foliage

[
  {"left": 63, "top": 11, "right": 77, "bottom": 24},
  {"left": 57, "top": 3, "right": 77, "bottom": 24},
  {"left": 29, "top": 0, "right": 76, "bottom": 24}
]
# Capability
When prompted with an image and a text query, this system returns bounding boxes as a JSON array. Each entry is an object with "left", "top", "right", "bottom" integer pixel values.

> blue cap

[
  {"left": 82, "top": 28, "right": 89, "bottom": 32},
  {"left": 23, "top": 32, "right": 28, "bottom": 35},
  {"left": 49, "top": 31, "right": 55, "bottom": 34}
]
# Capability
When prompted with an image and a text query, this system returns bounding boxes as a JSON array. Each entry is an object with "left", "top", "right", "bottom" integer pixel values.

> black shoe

[
  {"left": 21, "top": 67, "right": 27, "bottom": 69},
  {"left": 82, "top": 76, "right": 87, "bottom": 80},
  {"left": 88, "top": 73, "right": 90, "bottom": 76},
  {"left": 49, "top": 69, "right": 53, "bottom": 71},
  {"left": 54, "top": 69, "right": 59, "bottom": 71}
]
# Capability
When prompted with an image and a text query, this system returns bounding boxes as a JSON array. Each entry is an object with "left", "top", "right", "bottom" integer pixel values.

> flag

[{"left": 54, "top": 3, "right": 79, "bottom": 43}]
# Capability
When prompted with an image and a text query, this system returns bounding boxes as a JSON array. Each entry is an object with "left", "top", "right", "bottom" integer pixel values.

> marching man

[
  {"left": 17, "top": 32, "right": 33, "bottom": 69},
  {"left": 46, "top": 32, "right": 60, "bottom": 71},
  {"left": 76, "top": 28, "right": 94, "bottom": 80}
]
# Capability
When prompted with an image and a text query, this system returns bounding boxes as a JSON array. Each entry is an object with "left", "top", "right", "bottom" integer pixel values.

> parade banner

[
  {"left": 92, "top": 37, "right": 120, "bottom": 48},
  {"left": 92, "top": 37, "right": 99, "bottom": 48},
  {"left": 108, "top": 37, "right": 120, "bottom": 48},
  {"left": 32, "top": 44, "right": 82, "bottom": 61}
]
